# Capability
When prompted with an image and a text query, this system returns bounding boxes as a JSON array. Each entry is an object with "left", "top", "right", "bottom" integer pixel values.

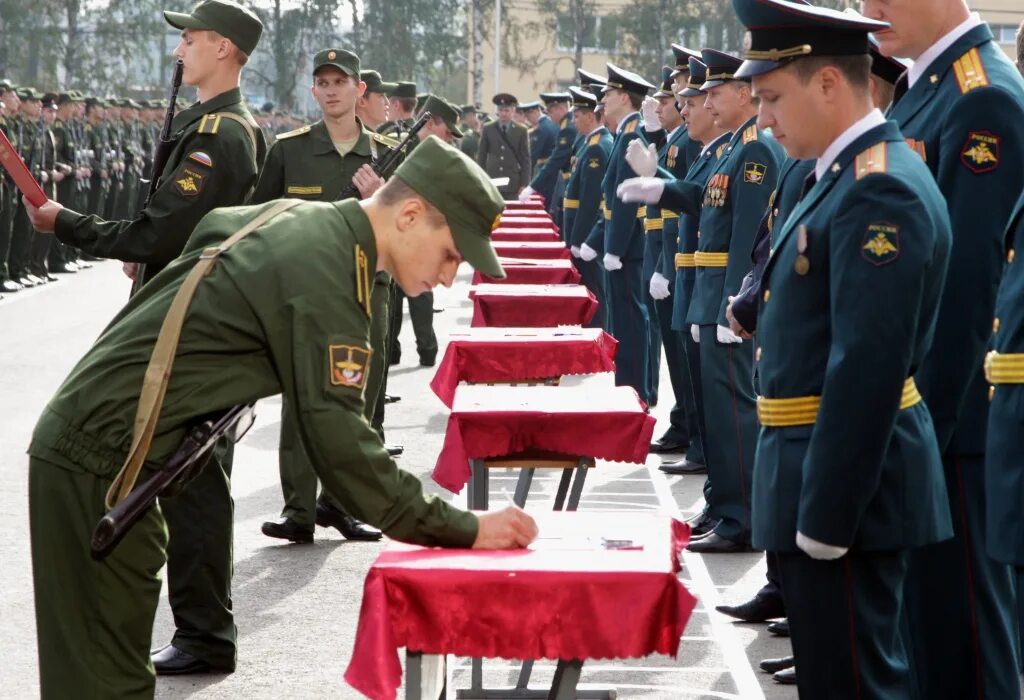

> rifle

[
  {"left": 337, "top": 111, "right": 431, "bottom": 200},
  {"left": 90, "top": 402, "right": 257, "bottom": 560},
  {"left": 143, "top": 60, "right": 184, "bottom": 206}
]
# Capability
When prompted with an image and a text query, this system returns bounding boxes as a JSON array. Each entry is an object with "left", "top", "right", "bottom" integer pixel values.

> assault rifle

[{"left": 337, "top": 111, "right": 431, "bottom": 200}]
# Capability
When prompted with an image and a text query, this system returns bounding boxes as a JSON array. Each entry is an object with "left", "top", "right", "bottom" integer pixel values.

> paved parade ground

[{"left": 1, "top": 260, "right": 797, "bottom": 699}]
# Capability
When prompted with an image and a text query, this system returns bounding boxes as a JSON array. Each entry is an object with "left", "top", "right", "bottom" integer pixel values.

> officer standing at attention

[
  {"left": 860, "top": 0, "right": 1024, "bottom": 695},
  {"left": 477, "top": 93, "right": 531, "bottom": 198},
  {"left": 26, "top": 136, "right": 538, "bottom": 700},
  {"left": 619, "top": 48, "right": 783, "bottom": 552},
  {"left": 522, "top": 99, "right": 557, "bottom": 176},
  {"left": 0, "top": 80, "right": 20, "bottom": 294},
  {"left": 458, "top": 104, "right": 482, "bottom": 159},
  {"left": 248, "top": 48, "right": 397, "bottom": 547},
  {"left": 520, "top": 92, "right": 574, "bottom": 222},
  {"left": 27, "top": 0, "right": 267, "bottom": 677}
]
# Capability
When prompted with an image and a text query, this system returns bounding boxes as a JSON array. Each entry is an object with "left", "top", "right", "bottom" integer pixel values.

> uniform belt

[
  {"left": 563, "top": 198, "right": 580, "bottom": 209},
  {"left": 758, "top": 378, "right": 921, "bottom": 427},
  {"left": 984, "top": 351, "right": 1024, "bottom": 384},
  {"left": 644, "top": 218, "right": 664, "bottom": 232},
  {"left": 637, "top": 206, "right": 648, "bottom": 219},
  {"left": 675, "top": 253, "right": 696, "bottom": 268},
  {"left": 663, "top": 211, "right": 679, "bottom": 219},
  {"left": 694, "top": 251, "right": 729, "bottom": 267}
]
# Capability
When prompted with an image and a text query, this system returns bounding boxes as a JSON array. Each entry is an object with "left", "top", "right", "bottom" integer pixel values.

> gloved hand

[
  {"left": 717, "top": 325, "right": 743, "bottom": 344},
  {"left": 603, "top": 253, "right": 623, "bottom": 271},
  {"left": 40, "top": 171, "right": 49, "bottom": 184},
  {"left": 579, "top": 243, "right": 598, "bottom": 261},
  {"left": 518, "top": 186, "right": 536, "bottom": 203},
  {"left": 570, "top": 245, "right": 582, "bottom": 258},
  {"left": 796, "top": 531, "right": 848, "bottom": 560},
  {"left": 625, "top": 140, "right": 659, "bottom": 177},
  {"left": 617, "top": 177, "right": 664, "bottom": 204},
  {"left": 691, "top": 325, "right": 700, "bottom": 343},
  {"left": 649, "top": 272, "right": 670, "bottom": 299},
  {"left": 641, "top": 96, "right": 661, "bottom": 131}
]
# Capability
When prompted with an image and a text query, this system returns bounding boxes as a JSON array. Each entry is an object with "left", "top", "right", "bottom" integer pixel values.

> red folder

[{"left": 0, "top": 128, "right": 47, "bottom": 206}]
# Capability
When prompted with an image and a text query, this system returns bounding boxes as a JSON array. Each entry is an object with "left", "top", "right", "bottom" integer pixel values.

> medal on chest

[{"left": 794, "top": 224, "right": 810, "bottom": 275}]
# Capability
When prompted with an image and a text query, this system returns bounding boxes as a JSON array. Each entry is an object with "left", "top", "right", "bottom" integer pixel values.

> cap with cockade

[
  {"left": 577, "top": 68, "right": 606, "bottom": 91},
  {"left": 313, "top": 48, "right": 359, "bottom": 77},
  {"left": 492, "top": 93, "right": 518, "bottom": 107},
  {"left": 670, "top": 44, "right": 701, "bottom": 78},
  {"left": 653, "top": 66, "right": 675, "bottom": 98},
  {"left": 539, "top": 92, "right": 571, "bottom": 106},
  {"left": 421, "top": 95, "right": 464, "bottom": 138},
  {"left": 361, "top": 70, "right": 397, "bottom": 95},
  {"left": 680, "top": 58, "right": 709, "bottom": 97},
  {"left": 602, "top": 63, "right": 656, "bottom": 96},
  {"left": 392, "top": 135, "right": 506, "bottom": 278},
  {"left": 569, "top": 86, "right": 599, "bottom": 110},
  {"left": 700, "top": 49, "right": 745, "bottom": 90},
  {"left": 164, "top": 0, "right": 263, "bottom": 55}
]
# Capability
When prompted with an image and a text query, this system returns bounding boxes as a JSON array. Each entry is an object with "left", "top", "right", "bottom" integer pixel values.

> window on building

[
  {"left": 992, "top": 23, "right": 1020, "bottom": 45},
  {"left": 556, "top": 15, "right": 618, "bottom": 53}
]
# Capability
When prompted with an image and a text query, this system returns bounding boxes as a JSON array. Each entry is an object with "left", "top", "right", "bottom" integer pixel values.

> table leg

[
  {"left": 515, "top": 659, "right": 534, "bottom": 688},
  {"left": 552, "top": 469, "right": 573, "bottom": 510},
  {"left": 548, "top": 660, "right": 583, "bottom": 700},
  {"left": 565, "top": 460, "right": 591, "bottom": 511},
  {"left": 512, "top": 468, "right": 535, "bottom": 507},
  {"left": 471, "top": 658, "right": 483, "bottom": 689},
  {"left": 407, "top": 651, "right": 423, "bottom": 700},
  {"left": 468, "top": 459, "right": 488, "bottom": 510}
]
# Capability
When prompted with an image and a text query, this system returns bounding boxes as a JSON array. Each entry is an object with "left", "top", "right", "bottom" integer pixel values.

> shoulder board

[
  {"left": 276, "top": 124, "right": 312, "bottom": 140},
  {"left": 715, "top": 143, "right": 728, "bottom": 159},
  {"left": 741, "top": 125, "right": 758, "bottom": 144},
  {"left": 587, "top": 133, "right": 602, "bottom": 146},
  {"left": 854, "top": 142, "right": 889, "bottom": 179},
  {"left": 952, "top": 48, "right": 990, "bottom": 94},
  {"left": 624, "top": 121, "right": 637, "bottom": 135},
  {"left": 370, "top": 131, "right": 400, "bottom": 148}
]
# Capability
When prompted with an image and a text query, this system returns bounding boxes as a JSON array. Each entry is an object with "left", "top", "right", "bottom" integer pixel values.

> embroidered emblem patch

[
  {"left": 960, "top": 131, "right": 1000, "bottom": 174},
  {"left": 862, "top": 222, "right": 900, "bottom": 266},
  {"left": 174, "top": 167, "right": 205, "bottom": 197},
  {"left": 187, "top": 151, "right": 213, "bottom": 168},
  {"left": 329, "top": 344, "right": 371, "bottom": 389},
  {"left": 588, "top": 158, "right": 600, "bottom": 168},
  {"left": 744, "top": 162, "right": 767, "bottom": 184}
]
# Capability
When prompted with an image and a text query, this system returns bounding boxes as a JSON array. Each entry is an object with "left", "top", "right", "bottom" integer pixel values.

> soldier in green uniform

[
  {"left": 459, "top": 104, "right": 481, "bottom": 159},
  {"left": 380, "top": 80, "right": 416, "bottom": 137},
  {"left": 27, "top": 0, "right": 267, "bottom": 677},
  {"left": 10, "top": 88, "right": 46, "bottom": 287},
  {"left": 27, "top": 135, "right": 537, "bottom": 700},
  {"left": 249, "top": 48, "right": 397, "bottom": 546},
  {"left": 48, "top": 92, "right": 82, "bottom": 274},
  {"left": 0, "top": 79, "right": 21, "bottom": 292},
  {"left": 83, "top": 97, "right": 111, "bottom": 217},
  {"left": 103, "top": 99, "right": 124, "bottom": 220},
  {"left": 28, "top": 93, "right": 61, "bottom": 281}
]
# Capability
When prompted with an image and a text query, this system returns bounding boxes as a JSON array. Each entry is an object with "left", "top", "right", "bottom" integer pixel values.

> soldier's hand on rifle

[
  {"left": 352, "top": 164, "right": 385, "bottom": 198},
  {"left": 23, "top": 197, "right": 63, "bottom": 234}
]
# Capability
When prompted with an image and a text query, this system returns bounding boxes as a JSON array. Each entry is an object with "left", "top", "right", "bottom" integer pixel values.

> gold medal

[
  {"left": 794, "top": 254, "right": 810, "bottom": 275},
  {"left": 794, "top": 224, "right": 810, "bottom": 275}
]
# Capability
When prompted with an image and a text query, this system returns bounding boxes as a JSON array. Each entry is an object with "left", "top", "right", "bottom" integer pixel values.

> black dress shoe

[
  {"left": 261, "top": 517, "right": 314, "bottom": 543},
  {"left": 767, "top": 619, "right": 790, "bottom": 637},
  {"left": 760, "top": 655, "right": 795, "bottom": 674},
  {"left": 18, "top": 276, "right": 38, "bottom": 287},
  {"left": 389, "top": 354, "right": 401, "bottom": 365},
  {"left": 385, "top": 443, "right": 404, "bottom": 457},
  {"left": 687, "top": 532, "right": 752, "bottom": 554},
  {"left": 649, "top": 436, "right": 689, "bottom": 454},
  {"left": 50, "top": 264, "right": 77, "bottom": 273},
  {"left": 76, "top": 258, "right": 93, "bottom": 268},
  {"left": 384, "top": 393, "right": 401, "bottom": 404},
  {"left": 1, "top": 279, "right": 23, "bottom": 292},
  {"left": 419, "top": 355, "right": 436, "bottom": 367},
  {"left": 660, "top": 458, "right": 707, "bottom": 475},
  {"left": 151, "top": 644, "right": 230, "bottom": 675},
  {"left": 315, "top": 503, "right": 383, "bottom": 541},
  {"left": 686, "top": 512, "right": 719, "bottom": 538},
  {"left": 774, "top": 666, "right": 797, "bottom": 685},
  {"left": 715, "top": 594, "right": 785, "bottom": 622}
]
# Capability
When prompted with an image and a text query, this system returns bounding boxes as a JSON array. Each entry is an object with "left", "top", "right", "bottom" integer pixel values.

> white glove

[
  {"left": 796, "top": 531, "right": 849, "bottom": 560},
  {"left": 603, "top": 253, "right": 623, "bottom": 271},
  {"left": 649, "top": 272, "right": 670, "bottom": 299},
  {"left": 579, "top": 243, "right": 598, "bottom": 261},
  {"left": 518, "top": 186, "right": 535, "bottom": 203},
  {"left": 570, "top": 245, "right": 582, "bottom": 258},
  {"left": 625, "top": 140, "right": 659, "bottom": 178},
  {"left": 40, "top": 171, "right": 49, "bottom": 184},
  {"left": 641, "top": 96, "right": 661, "bottom": 131},
  {"left": 617, "top": 176, "right": 664, "bottom": 204},
  {"left": 691, "top": 325, "right": 700, "bottom": 343},
  {"left": 716, "top": 325, "right": 743, "bottom": 344}
]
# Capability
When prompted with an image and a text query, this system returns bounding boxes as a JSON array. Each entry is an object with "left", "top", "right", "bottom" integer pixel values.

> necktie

[{"left": 799, "top": 172, "right": 817, "bottom": 200}]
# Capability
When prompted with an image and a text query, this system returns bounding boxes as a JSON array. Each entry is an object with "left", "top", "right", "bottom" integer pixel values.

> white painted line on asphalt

[{"left": 648, "top": 461, "right": 767, "bottom": 700}]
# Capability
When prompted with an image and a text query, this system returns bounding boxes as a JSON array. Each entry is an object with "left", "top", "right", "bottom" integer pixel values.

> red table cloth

[
  {"left": 498, "top": 215, "right": 558, "bottom": 230},
  {"left": 433, "top": 384, "right": 655, "bottom": 493},
  {"left": 430, "top": 327, "right": 618, "bottom": 407},
  {"left": 469, "top": 284, "right": 598, "bottom": 328},
  {"left": 504, "top": 199, "right": 547, "bottom": 212},
  {"left": 344, "top": 511, "right": 697, "bottom": 700},
  {"left": 491, "top": 226, "right": 561, "bottom": 242},
  {"left": 491, "top": 241, "right": 571, "bottom": 260},
  {"left": 472, "top": 258, "right": 581, "bottom": 285}
]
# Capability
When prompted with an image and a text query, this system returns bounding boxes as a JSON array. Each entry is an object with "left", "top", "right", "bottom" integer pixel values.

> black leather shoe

[
  {"left": 687, "top": 532, "right": 752, "bottom": 554},
  {"left": 649, "top": 436, "right": 689, "bottom": 454},
  {"left": 315, "top": 503, "right": 383, "bottom": 541},
  {"left": 767, "top": 619, "right": 790, "bottom": 637},
  {"left": 384, "top": 393, "right": 401, "bottom": 404},
  {"left": 261, "top": 517, "right": 314, "bottom": 543},
  {"left": 773, "top": 666, "right": 797, "bottom": 685},
  {"left": 715, "top": 594, "right": 785, "bottom": 622},
  {"left": 761, "top": 656, "right": 795, "bottom": 674},
  {"left": 386, "top": 444, "right": 404, "bottom": 457},
  {"left": 50, "top": 264, "right": 77, "bottom": 273},
  {"left": 660, "top": 458, "right": 707, "bottom": 475},
  {"left": 76, "top": 258, "right": 93, "bottom": 268},
  {"left": 151, "top": 644, "right": 230, "bottom": 675},
  {"left": 419, "top": 355, "right": 436, "bottom": 367},
  {"left": 686, "top": 512, "right": 719, "bottom": 538},
  {"left": 389, "top": 354, "right": 401, "bottom": 365},
  {"left": 1, "top": 279, "right": 23, "bottom": 292}
]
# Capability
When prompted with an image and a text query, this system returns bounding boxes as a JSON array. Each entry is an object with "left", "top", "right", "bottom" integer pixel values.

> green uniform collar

[
  {"left": 171, "top": 87, "right": 244, "bottom": 134},
  {"left": 308, "top": 118, "right": 374, "bottom": 157},
  {"left": 332, "top": 198, "right": 379, "bottom": 272}
]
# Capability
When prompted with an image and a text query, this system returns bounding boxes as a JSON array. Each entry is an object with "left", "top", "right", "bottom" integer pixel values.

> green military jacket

[
  {"left": 30, "top": 198, "right": 477, "bottom": 547},
  {"left": 459, "top": 127, "right": 480, "bottom": 160},
  {"left": 249, "top": 118, "right": 396, "bottom": 204},
  {"left": 54, "top": 87, "right": 266, "bottom": 287}
]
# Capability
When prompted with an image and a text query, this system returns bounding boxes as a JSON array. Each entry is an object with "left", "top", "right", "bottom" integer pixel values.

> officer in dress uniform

[
  {"left": 562, "top": 87, "right": 612, "bottom": 329},
  {"left": 519, "top": 92, "right": 574, "bottom": 223},
  {"left": 523, "top": 98, "right": 558, "bottom": 178},
  {"left": 476, "top": 93, "right": 531, "bottom": 198},
  {"left": 27, "top": 0, "right": 268, "bottom": 677},
  {"left": 861, "top": 0, "right": 1024, "bottom": 695},
  {"left": 619, "top": 48, "right": 783, "bottom": 552}
]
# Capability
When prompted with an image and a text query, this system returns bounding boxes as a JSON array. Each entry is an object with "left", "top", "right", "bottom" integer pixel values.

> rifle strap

[{"left": 105, "top": 199, "right": 301, "bottom": 510}]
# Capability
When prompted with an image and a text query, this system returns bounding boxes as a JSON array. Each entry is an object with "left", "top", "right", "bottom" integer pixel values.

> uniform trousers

[
  {"left": 576, "top": 256, "right": 606, "bottom": 330},
  {"left": 641, "top": 239, "right": 662, "bottom": 406},
  {"left": 606, "top": 258, "right": 650, "bottom": 404},
  {"left": 680, "top": 329, "right": 707, "bottom": 468}
]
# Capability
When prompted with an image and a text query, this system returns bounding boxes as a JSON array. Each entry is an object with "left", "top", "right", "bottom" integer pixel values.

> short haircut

[
  {"left": 394, "top": 97, "right": 417, "bottom": 113},
  {"left": 789, "top": 54, "right": 872, "bottom": 91},
  {"left": 626, "top": 92, "right": 644, "bottom": 110},
  {"left": 376, "top": 176, "right": 447, "bottom": 228}
]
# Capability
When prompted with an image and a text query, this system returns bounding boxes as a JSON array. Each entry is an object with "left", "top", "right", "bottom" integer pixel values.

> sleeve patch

[
  {"left": 588, "top": 157, "right": 600, "bottom": 168},
  {"left": 960, "top": 131, "right": 1000, "bottom": 174},
  {"left": 862, "top": 223, "right": 900, "bottom": 266},
  {"left": 743, "top": 162, "right": 767, "bottom": 184},
  {"left": 174, "top": 167, "right": 206, "bottom": 197},
  {"left": 187, "top": 151, "right": 213, "bottom": 168},
  {"left": 329, "top": 344, "right": 371, "bottom": 389}
]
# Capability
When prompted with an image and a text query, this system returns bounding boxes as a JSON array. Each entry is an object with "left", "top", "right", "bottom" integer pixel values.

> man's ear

[{"left": 394, "top": 196, "right": 426, "bottom": 232}]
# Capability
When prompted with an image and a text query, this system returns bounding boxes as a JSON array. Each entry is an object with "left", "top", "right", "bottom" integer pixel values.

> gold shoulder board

[
  {"left": 277, "top": 125, "right": 312, "bottom": 140},
  {"left": 855, "top": 142, "right": 889, "bottom": 179},
  {"left": 742, "top": 125, "right": 758, "bottom": 144},
  {"left": 953, "top": 48, "right": 990, "bottom": 94}
]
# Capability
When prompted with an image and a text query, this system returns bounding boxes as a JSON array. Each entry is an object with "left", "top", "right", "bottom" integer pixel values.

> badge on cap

[{"left": 327, "top": 50, "right": 337, "bottom": 60}]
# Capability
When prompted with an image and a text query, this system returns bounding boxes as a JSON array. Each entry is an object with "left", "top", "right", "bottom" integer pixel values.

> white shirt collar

[
  {"left": 616, "top": 111, "right": 640, "bottom": 134},
  {"left": 907, "top": 13, "right": 983, "bottom": 88},
  {"left": 666, "top": 125, "right": 682, "bottom": 142},
  {"left": 700, "top": 131, "right": 731, "bottom": 158},
  {"left": 815, "top": 109, "right": 886, "bottom": 181}
]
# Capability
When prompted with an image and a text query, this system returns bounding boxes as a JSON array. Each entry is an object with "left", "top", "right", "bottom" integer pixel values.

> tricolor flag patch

[{"left": 188, "top": 151, "right": 213, "bottom": 168}]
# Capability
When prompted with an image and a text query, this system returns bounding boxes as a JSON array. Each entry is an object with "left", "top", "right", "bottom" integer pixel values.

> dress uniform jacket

[
  {"left": 53, "top": 88, "right": 267, "bottom": 288},
  {"left": 652, "top": 129, "right": 701, "bottom": 280},
  {"left": 528, "top": 114, "right": 558, "bottom": 174},
  {"left": 530, "top": 115, "right": 576, "bottom": 205},
  {"left": 563, "top": 127, "right": 613, "bottom": 249},
  {"left": 476, "top": 120, "right": 531, "bottom": 196},
  {"left": 602, "top": 112, "right": 648, "bottom": 261}
]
